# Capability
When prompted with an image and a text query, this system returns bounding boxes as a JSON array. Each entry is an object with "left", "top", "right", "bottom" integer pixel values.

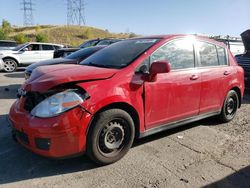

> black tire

[
  {"left": 87, "top": 109, "right": 135, "bottom": 165},
  {"left": 219, "top": 90, "right": 239, "bottom": 123},
  {"left": 3, "top": 58, "right": 18, "bottom": 72}
]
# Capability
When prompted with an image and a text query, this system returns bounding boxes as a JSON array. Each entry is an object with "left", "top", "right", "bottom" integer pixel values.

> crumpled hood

[{"left": 24, "top": 64, "right": 118, "bottom": 92}]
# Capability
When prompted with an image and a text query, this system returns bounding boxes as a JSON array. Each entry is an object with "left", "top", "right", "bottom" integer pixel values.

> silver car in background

[{"left": 0, "top": 42, "right": 63, "bottom": 72}]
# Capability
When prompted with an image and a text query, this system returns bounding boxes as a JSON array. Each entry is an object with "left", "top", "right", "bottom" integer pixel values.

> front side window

[
  {"left": 217, "top": 46, "right": 227, "bottom": 65},
  {"left": 26, "top": 44, "right": 40, "bottom": 51},
  {"left": 197, "top": 41, "right": 219, "bottom": 67},
  {"left": 151, "top": 39, "right": 195, "bottom": 70}
]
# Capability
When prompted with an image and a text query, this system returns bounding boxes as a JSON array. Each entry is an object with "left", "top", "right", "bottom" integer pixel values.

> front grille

[
  {"left": 16, "top": 130, "right": 29, "bottom": 145},
  {"left": 24, "top": 92, "right": 47, "bottom": 112}
]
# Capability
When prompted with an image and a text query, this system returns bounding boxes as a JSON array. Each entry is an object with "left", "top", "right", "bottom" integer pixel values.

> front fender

[{"left": 2, "top": 54, "right": 20, "bottom": 64}]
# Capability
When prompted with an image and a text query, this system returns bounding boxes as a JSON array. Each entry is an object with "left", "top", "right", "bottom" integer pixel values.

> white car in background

[{"left": 0, "top": 42, "right": 63, "bottom": 72}]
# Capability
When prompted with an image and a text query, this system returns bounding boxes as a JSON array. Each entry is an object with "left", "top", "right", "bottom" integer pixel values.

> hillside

[{"left": 8, "top": 25, "right": 135, "bottom": 47}]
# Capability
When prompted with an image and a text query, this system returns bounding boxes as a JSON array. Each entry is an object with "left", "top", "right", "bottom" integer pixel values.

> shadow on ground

[
  {"left": 204, "top": 165, "right": 250, "bottom": 188},
  {"left": 3, "top": 72, "right": 25, "bottom": 78},
  {"left": 0, "top": 84, "right": 21, "bottom": 99}
]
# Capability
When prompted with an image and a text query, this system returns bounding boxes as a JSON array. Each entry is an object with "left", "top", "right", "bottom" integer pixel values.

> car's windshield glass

[
  {"left": 12, "top": 44, "right": 26, "bottom": 51},
  {"left": 65, "top": 47, "right": 102, "bottom": 60},
  {"left": 80, "top": 39, "right": 159, "bottom": 69}
]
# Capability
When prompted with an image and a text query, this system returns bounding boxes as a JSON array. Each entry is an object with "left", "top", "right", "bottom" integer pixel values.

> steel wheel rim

[
  {"left": 3, "top": 60, "right": 16, "bottom": 72},
  {"left": 225, "top": 95, "right": 237, "bottom": 119},
  {"left": 98, "top": 118, "right": 128, "bottom": 156}
]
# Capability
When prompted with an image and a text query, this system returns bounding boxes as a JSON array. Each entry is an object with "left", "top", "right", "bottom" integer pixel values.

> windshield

[
  {"left": 80, "top": 39, "right": 159, "bottom": 69},
  {"left": 65, "top": 47, "right": 103, "bottom": 60},
  {"left": 12, "top": 44, "right": 27, "bottom": 51}
]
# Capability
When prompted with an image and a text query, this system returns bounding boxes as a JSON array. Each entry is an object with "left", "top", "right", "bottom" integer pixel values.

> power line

[
  {"left": 67, "top": 0, "right": 86, "bottom": 26},
  {"left": 21, "top": 0, "right": 34, "bottom": 26}
]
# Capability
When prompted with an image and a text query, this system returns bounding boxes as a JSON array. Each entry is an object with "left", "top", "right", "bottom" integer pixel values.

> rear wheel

[
  {"left": 219, "top": 90, "right": 239, "bottom": 123},
  {"left": 3, "top": 58, "right": 18, "bottom": 72},
  {"left": 87, "top": 109, "right": 135, "bottom": 165}
]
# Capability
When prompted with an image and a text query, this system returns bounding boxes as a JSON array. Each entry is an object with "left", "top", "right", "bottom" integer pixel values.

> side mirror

[{"left": 150, "top": 61, "right": 171, "bottom": 75}]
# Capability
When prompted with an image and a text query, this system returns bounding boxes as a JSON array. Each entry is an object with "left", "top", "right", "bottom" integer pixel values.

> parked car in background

[
  {"left": 9, "top": 35, "right": 244, "bottom": 165},
  {"left": 0, "top": 42, "right": 63, "bottom": 72},
  {"left": 79, "top": 38, "right": 122, "bottom": 48},
  {"left": 78, "top": 38, "right": 101, "bottom": 48},
  {"left": 53, "top": 38, "right": 122, "bottom": 58},
  {"left": 25, "top": 45, "right": 106, "bottom": 79},
  {"left": 0, "top": 40, "right": 17, "bottom": 50},
  {"left": 235, "top": 29, "right": 250, "bottom": 89},
  {"left": 53, "top": 48, "right": 80, "bottom": 58}
]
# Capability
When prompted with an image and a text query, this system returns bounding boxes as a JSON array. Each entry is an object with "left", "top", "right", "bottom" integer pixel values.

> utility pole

[
  {"left": 67, "top": 0, "right": 86, "bottom": 26},
  {"left": 21, "top": 0, "right": 34, "bottom": 26}
]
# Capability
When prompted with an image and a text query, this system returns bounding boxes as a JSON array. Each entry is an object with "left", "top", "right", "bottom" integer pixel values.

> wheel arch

[
  {"left": 87, "top": 102, "right": 140, "bottom": 139},
  {"left": 3, "top": 56, "right": 19, "bottom": 65}
]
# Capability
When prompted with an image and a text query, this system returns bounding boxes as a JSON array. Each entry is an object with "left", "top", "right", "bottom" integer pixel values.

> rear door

[
  {"left": 144, "top": 38, "right": 201, "bottom": 129},
  {"left": 40, "top": 44, "right": 55, "bottom": 61},
  {"left": 196, "top": 41, "right": 231, "bottom": 114}
]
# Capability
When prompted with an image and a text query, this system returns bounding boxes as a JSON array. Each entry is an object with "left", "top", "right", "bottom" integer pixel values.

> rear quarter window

[{"left": 217, "top": 46, "right": 228, "bottom": 65}]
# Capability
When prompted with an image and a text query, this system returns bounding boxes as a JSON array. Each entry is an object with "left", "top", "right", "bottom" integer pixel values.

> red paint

[{"left": 9, "top": 35, "right": 244, "bottom": 158}]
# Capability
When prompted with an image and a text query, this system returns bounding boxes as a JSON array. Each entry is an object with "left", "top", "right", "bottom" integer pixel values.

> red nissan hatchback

[{"left": 9, "top": 35, "right": 244, "bottom": 165}]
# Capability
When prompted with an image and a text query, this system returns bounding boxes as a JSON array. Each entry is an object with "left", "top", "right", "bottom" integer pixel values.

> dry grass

[{"left": 9, "top": 25, "right": 131, "bottom": 46}]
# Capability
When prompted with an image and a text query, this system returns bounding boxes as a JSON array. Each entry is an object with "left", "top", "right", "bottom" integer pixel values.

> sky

[{"left": 0, "top": 0, "right": 249, "bottom": 36}]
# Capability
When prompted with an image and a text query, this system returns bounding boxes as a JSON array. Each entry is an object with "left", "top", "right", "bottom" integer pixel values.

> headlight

[{"left": 31, "top": 90, "right": 84, "bottom": 118}]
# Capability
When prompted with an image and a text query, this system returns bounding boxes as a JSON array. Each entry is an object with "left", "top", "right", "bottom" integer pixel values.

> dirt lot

[{"left": 0, "top": 70, "right": 250, "bottom": 188}]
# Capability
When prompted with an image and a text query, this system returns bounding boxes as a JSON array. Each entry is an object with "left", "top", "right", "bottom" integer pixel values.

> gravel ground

[{"left": 0, "top": 70, "right": 250, "bottom": 188}]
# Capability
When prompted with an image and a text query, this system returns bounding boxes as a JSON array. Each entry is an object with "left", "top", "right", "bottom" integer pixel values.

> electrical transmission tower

[
  {"left": 21, "top": 0, "right": 34, "bottom": 26},
  {"left": 67, "top": 0, "right": 86, "bottom": 26}
]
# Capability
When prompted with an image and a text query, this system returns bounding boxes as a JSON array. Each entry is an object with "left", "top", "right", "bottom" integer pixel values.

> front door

[
  {"left": 144, "top": 38, "right": 201, "bottom": 129},
  {"left": 18, "top": 44, "right": 41, "bottom": 64}
]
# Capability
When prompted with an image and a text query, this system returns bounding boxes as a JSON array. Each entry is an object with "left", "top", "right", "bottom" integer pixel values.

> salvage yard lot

[{"left": 0, "top": 70, "right": 250, "bottom": 188}]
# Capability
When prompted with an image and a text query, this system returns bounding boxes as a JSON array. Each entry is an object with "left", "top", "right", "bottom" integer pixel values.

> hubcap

[
  {"left": 99, "top": 120, "right": 125, "bottom": 154},
  {"left": 3, "top": 60, "right": 16, "bottom": 72}
]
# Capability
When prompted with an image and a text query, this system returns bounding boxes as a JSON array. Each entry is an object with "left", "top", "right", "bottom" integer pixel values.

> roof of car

[
  {"left": 25, "top": 42, "right": 63, "bottom": 46},
  {"left": 0, "top": 40, "right": 17, "bottom": 43},
  {"left": 133, "top": 34, "right": 226, "bottom": 47}
]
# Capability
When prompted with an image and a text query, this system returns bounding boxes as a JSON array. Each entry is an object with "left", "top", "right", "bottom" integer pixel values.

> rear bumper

[{"left": 9, "top": 101, "right": 92, "bottom": 158}]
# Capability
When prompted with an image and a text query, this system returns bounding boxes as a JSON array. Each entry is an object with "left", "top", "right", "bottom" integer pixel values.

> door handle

[
  {"left": 190, "top": 75, "right": 199, "bottom": 80},
  {"left": 224, "top": 71, "right": 230, "bottom": 75}
]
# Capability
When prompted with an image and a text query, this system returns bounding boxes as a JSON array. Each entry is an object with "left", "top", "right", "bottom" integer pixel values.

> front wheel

[
  {"left": 219, "top": 90, "right": 239, "bottom": 123},
  {"left": 3, "top": 58, "right": 18, "bottom": 72},
  {"left": 87, "top": 109, "right": 135, "bottom": 165}
]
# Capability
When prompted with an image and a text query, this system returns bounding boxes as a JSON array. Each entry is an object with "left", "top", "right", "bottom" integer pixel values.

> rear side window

[
  {"left": 42, "top": 45, "right": 54, "bottom": 50},
  {"left": 151, "top": 39, "right": 195, "bottom": 70},
  {"left": 217, "top": 46, "right": 227, "bottom": 65},
  {"left": 197, "top": 41, "right": 219, "bottom": 66},
  {"left": 53, "top": 45, "right": 61, "bottom": 50}
]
